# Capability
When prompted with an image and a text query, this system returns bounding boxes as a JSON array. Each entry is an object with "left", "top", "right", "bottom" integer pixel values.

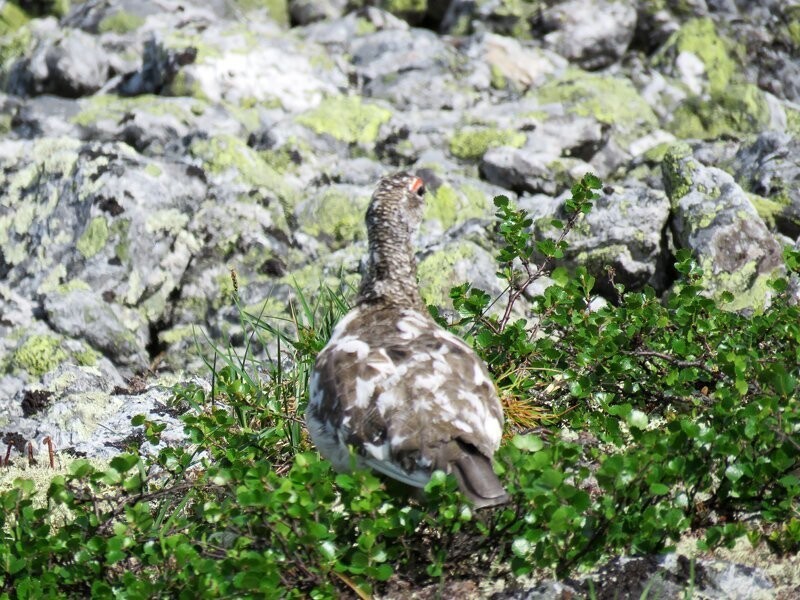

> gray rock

[
  {"left": 663, "top": 143, "right": 785, "bottom": 311},
  {"left": 539, "top": 0, "right": 637, "bottom": 70},
  {"left": 0, "top": 364, "right": 187, "bottom": 462},
  {"left": 732, "top": 131, "right": 800, "bottom": 239},
  {"left": 465, "top": 33, "right": 568, "bottom": 94},
  {"left": 481, "top": 147, "right": 592, "bottom": 196},
  {"left": 114, "top": 36, "right": 197, "bottom": 97},
  {"left": 44, "top": 288, "right": 149, "bottom": 369},
  {"left": 9, "top": 26, "right": 110, "bottom": 97},
  {"left": 288, "top": 0, "right": 346, "bottom": 25},
  {"left": 531, "top": 185, "right": 672, "bottom": 295},
  {"left": 8, "top": 94, "right": 82, "bottom": 139},
  {"left": 352, "top": 27, "right": 471, "bottom": 110}
]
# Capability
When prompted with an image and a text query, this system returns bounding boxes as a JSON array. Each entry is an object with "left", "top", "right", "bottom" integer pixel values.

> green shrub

[{"left": 1, "top": 175, "right": 798, "bottom": 596}]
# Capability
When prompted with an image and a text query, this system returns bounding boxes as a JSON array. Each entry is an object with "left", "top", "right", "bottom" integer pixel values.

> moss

[
  {"left": 669, "top": 84, "right": 772, "bottom": 140},
  {"left": 449, "top": 128, "right": 526, "bottom": 160},
  {"left": 97, "top": 11, "right": 145, "bottom": 34},
  {"left": 300, "top": 189, "right": 370, "bottom": 246},
  {"left": 76, "top": 217, "right": 109, "bottom": 259},
  {"left": 661, "top": 143, "right": 694, "bottom": 203},
  {"left": 535, "top": 70, "right": 657, "bottom": 141},
  {"left": 12, "top": 335, "right": 69, "bottom": 377},
  {"left": 296, "top": 96, "right": 392, "bottom": 145},
  {"left": 657, "top": 17, "right": 738, "bottom": 95},
  {"left": 417, "top": 241, "right": 477, "bottom": 308}
]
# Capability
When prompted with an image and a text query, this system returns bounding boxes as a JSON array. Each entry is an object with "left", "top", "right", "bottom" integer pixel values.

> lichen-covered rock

[
  {"left": 0, "top": 364, "right": 187, "bottom": 461},
  {"left": 531, "top": 185, "right": 672, "bottom": 295},
  {"left": 662, "top": 143, "right": 785, "bottom": 311}
]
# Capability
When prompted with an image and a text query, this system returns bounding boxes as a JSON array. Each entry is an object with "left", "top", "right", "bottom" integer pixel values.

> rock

[
  {"left": 288, "top": 0, "right": 346, "bottom": 25},
  {"left": 530, "top": 184, "right": 672, "bottom": 296},
  {"left": 538, "top": 0, "right": 637, "bottom": 70},
  {"left": 351, "top": 26, "right": 470, "bottom": 110},
  {"left": 0, "top": 364, "right": 188, "bottom": 462},
  {"left": 8, "top": 93, "right": 82, "bottom": 139},
  {"left": 44, "top": 288, "right": 149, "bottom": 369},
  {"left": 481, "top": 146, "right": 592, "bottom": 196},
  {"left": 114, "top": 36, "right": 197, "bottom": 96},
  {"left": 662, "top": 143, "right": 785, "bottom": 311},
  {"left": 465, "top": 33, "right": 567, "bottom": 94},
  {"left": 8, "top": 26, "right": 110, "bottom": 97},
  {"left": 731, "top": 131, "right": 800, "bottom": 239}
]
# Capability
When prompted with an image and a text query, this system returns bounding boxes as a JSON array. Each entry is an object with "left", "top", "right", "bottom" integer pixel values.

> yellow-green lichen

[
  {"left": 189, "top": 134, "right": 298, "bottom": 208},
  {"left": 417, "top": 241, "right": 477, "bottom": 308},
  {"left": 669, "top": 84, "right": 771, "bottom": 140},
  {"left": 449, "top": 127, "right": 526, "bottom": 160},
  {"left": 661, "top": 143, "right": 694, "bottom": 202},
  {"left": 489, "top": 64, "right": 507, "bottom": 90},
  {"left": 659, "top": 17, "right": 738, "bottom": 95},
  {"left": 785, "top": 106, "right": 800, "bottom": 136},
  {"left": 97, "top": 11, "right": 145, "bottom": 34},
  {"left": 299, "top": 189, "right": 370, "bottom": 246},
  {"left": 380, "top": 0, "right": 427, "bottom": 15},
  {"left": 144, "top": 163, "right": 162, "bottom": 178},
  {"left": 76, "top": 217, "right": 109, "bottom": 259},
  {"left": 700, "top": 256, "right": 776, "bottom": 313},
  {"left": 145, "top": 209, "right": 190, "bottom": 235},
  {"left": 12, "top": 335, "right": 69, "bottom": 377},
  {"left": 75, "top": 344, "right": 99, "bottom": 367},
  {"left": 355, "top": 17, "right": 377, "bottom": 36},
  {"left": 0, "top": 2, "right": 28, "bottom": 35},
  {"left": 423, "top": 183, "right": 491, "bottom": 230},
  {"left": 72, "top": 94, "right": 196, "bottom": 128},
  {"left": 535, "top": 70, "right": 658, "bottom": 140},
  {"left": 158, "top": 324, "right": 198, "bottom": 346},
  {"left": 747, "top": 194, "right": 785, "bottom": 230},
  {"left": 296, "top": 96, "right": 392, "bottom": 145},
  {"left": 233, "top": 0, "right": 289, "bottom": 26}
]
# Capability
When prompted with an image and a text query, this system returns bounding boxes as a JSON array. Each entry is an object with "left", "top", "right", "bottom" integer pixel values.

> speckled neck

[{"left": 356, "top": 202, "right": 424, "bottom": 310}]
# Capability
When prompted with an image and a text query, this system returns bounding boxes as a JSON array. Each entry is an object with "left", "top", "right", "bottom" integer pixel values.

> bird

[{"left": 306, "top": 171, "right": 508, "bottom": 508}]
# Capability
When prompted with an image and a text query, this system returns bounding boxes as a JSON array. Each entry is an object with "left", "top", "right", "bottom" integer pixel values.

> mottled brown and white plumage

[{"left": 306, "top": 171, "right": 508, "bottom": 508}]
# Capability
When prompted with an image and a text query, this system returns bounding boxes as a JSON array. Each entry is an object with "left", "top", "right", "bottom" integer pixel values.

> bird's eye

[{"left": 409, "top": 177, "right": 425, "bottom": 197}]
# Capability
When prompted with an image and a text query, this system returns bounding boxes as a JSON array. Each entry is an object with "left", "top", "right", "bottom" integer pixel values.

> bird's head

[{"left": 365, "top": 171, "right": 427, "bottom": 240}]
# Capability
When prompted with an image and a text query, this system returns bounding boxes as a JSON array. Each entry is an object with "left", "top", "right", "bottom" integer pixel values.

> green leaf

[{"left": 512, "top": 435, "right": 544, "bottom": 452}]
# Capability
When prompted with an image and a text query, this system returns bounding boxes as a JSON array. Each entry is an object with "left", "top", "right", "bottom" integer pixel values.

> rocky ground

[{"left": 0, "top": 0, "right": 799, "bottom": 597}]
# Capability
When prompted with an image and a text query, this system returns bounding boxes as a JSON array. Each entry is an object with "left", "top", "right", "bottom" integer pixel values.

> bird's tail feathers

[{"left": 436, "top": 441, "right": 509, "bottom": 509}]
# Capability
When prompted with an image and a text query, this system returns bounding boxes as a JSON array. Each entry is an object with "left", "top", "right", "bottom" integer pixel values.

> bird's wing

[{"left": 310, "top": 307, "right": 504, "bottom": 488}]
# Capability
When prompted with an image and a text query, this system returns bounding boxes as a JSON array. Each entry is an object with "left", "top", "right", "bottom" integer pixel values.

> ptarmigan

[{"left": 306, "top": 171, "right": 508, "bottom": 508}]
